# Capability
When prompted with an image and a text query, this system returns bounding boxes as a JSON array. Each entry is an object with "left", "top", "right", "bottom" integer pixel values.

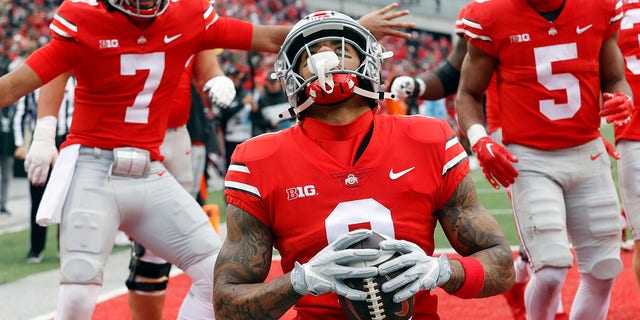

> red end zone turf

[{"left": 92, "top": 250, "right": 639, "bottom": 319}]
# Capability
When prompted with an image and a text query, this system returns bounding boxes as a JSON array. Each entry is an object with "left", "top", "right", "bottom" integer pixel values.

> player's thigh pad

[
  {"left": 160, "top": 126, "right": 193, "bottom": 190},
  {"left": 60, "top": 152, "right": 120, "bottom": 285},
  {"left": 510, "top": 144, "right": 573, "bottom": 271},
  {"left": 116, "top": 162, "right": 220, "bottom": 271},
  {"left": 617, "top": 140, "right": 640, "bottom": 241},
  {"left": 563, "top": 139, "right": 622, "bottom": 279}
]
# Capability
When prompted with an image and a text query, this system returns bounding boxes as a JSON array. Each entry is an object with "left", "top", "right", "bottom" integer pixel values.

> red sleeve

[
  {"left": 605, "top": 0, "right": 622, "bottom": 38},
  {"left": 24, "top": 39, "right": 77, "bottom": 84},
  {"left": 202, "top": 16, "right": 253, "bottom": 51},
  {"left": 434, "top": 122, "right": 470, "bottom": 209},
  {"left": 462, "top": 1, "right": 498, "bottom": 57}
]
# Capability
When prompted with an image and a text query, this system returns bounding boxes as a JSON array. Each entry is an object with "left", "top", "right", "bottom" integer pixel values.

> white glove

[
  {"left": 378, "top": 239, "right": 451, "bottom": 303},
  {"left": 24, "top": 116, "right": 58, "bottom": 186},
  {"left": 290, "top": 229, "right": 381, "bottom": 300},
  {"left": 390, "top": 76, "right": 426, "bottom": 101},
  {"left": 203, "top": 76, "right": 236, "bottom": 108}
]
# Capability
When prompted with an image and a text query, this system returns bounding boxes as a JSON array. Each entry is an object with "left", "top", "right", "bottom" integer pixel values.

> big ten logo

[
  {"left": 509, "top": 33, "right": 530, "bottom": 44},
  {"left": 99, "top": 39, "right": 119, "bottom": 49},
  {"left": 286, "top": 185, "right": 317, "bottom": 200}
]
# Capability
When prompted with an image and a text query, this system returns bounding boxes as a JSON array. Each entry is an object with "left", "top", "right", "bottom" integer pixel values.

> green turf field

[{"left": 0, "top": 124, "right": 621, "bottom": 285}]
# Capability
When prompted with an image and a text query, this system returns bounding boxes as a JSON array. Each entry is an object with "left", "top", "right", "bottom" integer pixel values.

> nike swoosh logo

[
  {"left": 591, "top": 152, "right": 603, "bottom": 160},
  {"left": 158, "top": 170, "right": 167, "bottom": 176},
  {"left": 576, "top": 24, "right": 592, "bottom": 34},
  {"left": 164, "top": 34, "right": 182, "bottom": 43},
  {"left": 389, "top": 167, "right": 415, "bottom": 180}
]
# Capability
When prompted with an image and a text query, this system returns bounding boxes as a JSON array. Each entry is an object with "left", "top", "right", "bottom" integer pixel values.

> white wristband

[
  {"left": 33, "top": 115, "right": 57, "bottom": 142},
  {"left": 466, "top": 123, "right": 488, "bottom": 147}
]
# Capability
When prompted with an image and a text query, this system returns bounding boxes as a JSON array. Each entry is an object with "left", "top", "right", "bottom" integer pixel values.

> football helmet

[
  {"left": 106, "top": 0, "right": 169, "bottom": 18},
  {"left": 274, "top": 11, "right": 394, "bottom": 118}
]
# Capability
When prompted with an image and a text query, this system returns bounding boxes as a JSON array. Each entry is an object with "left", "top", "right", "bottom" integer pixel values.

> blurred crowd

[{"left": 0, "top": 0, "right": 452, "bottom": 105}]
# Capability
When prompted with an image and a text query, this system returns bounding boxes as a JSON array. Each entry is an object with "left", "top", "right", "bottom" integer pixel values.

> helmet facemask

[
  {"left": 274, "top": 11, "right": 394, "bottom": 119},
  {"left": 107, "top": 0, "right": 169, "bottom": 18}
]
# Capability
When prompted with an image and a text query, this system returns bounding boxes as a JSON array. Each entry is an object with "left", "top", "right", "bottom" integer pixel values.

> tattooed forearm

[
  {"left": 214, "top": 205, "right": 301, "bottom": 319},
  {"left": 436, "top": 175, "right": 515, "bottom": 297}
]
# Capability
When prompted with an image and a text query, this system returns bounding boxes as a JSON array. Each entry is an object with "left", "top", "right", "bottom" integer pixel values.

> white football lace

[{"left": 363, "top": 277, "right": 386, "bottom": 320}]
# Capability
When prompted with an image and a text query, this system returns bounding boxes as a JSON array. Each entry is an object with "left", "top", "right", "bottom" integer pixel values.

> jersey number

[
  {"left": 621, "top": 8, "right": 640, "bottom": 75},
  {"left": 534, "top": 43, "right": 581, "bottom": 120},
  {"left": 121, "top": 53, "right": 165, "bottom": 124},
  {"left": 324, "top": 198, "right": 395, "bottom": 244}
]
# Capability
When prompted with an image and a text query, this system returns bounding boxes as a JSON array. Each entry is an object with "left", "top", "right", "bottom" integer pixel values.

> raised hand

[
  {"left": 290, "top": 229, "right": 380, "bottom": 300},
  {"left": 203, "top": 76, "right": 236, "bottom": 108},
  {"left": 377, "top": 239, "right": 451, "bottom": 303},
  {"left": 390, "top": 76, "right": 425, "bottom": 100},
  {"left": 472, "top": 137, "right": 518, "bottom": 189},
  {"left": 24, "top": 116, "right": 59, "bottom": 186},
  {"left": 358, "top": 3, "right": 415, "bottom": 40},
  {"left": 601, "top": 92, "right": 634, "bottom": 126}
]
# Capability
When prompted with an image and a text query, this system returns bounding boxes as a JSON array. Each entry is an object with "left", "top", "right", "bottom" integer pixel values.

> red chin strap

[
  {"left": 305, "top": 74, "right": 359, "bottom": 105},
  {"left": 123, "top": 1, "right": 158, "bottom": 15},
  {"left": 526, "top": 0, "right": 564, "bottom": 12}
]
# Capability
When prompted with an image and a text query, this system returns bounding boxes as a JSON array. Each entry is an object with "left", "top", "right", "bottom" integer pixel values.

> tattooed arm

[
  {"left": 435, "top": 175, "right": 515, "bottom": 297},
  {"left": 213, "top": 204, "right": 300, "bottom": 319}
]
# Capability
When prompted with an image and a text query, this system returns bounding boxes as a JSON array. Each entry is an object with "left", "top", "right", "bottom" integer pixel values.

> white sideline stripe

[{"left": 31, "top": 269, "right": 187, "bottom": 320}]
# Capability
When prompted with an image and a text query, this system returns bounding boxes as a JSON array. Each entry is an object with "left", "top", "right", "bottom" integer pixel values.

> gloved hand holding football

[{"left": 290, "top": 229, "right": 380, "bottom": 300}]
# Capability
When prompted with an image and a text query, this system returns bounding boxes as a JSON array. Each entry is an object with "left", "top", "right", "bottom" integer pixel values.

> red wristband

[{"left": 450, "top": 256, "right": 485, "bottom": 299}]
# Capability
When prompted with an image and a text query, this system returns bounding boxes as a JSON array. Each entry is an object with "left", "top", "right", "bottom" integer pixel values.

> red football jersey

[
  {"left": 454, "top": 3, "right": 470, "bottom": 37},
  {"left": 463, "top": 0, "right": 622, "bottom": 149},
  {"left": 167, "top": 60, "right": 195, "bottom": 129},
  {"left": 485, "top": 73, "right": 500, "bottom": 134},
  {"left": 25, "top": 0, "right": 252, "bottom": 160},
  {"left": 225, "top": 112, "right": 469, "bottom": 319},
  {"left": 615, "top": 0, "right": 640, "bottom": 142}
]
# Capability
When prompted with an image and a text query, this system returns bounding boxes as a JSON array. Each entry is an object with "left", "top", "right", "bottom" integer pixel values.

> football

[{"left": 338, "top": 231, "right": 415, "bottom": 320}]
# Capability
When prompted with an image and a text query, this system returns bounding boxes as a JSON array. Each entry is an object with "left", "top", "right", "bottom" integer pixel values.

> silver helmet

[{"left": 274, "top": 11, "right": 394, "bottom": 118}]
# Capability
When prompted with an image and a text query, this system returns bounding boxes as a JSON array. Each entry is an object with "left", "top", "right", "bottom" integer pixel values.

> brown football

[{"left": 338, "top": 231, "right": 415, "bottom": 320}]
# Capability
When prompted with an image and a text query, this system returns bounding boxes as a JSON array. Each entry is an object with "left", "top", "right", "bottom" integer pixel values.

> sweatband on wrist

[
  {"left": 434, "top": 61, "right": 460, "bottom": 96},
  {"left": 450, "top": 256, "right": 485, "bottom": 299},
  {"left": 33, "top": 116, "right": 57, "bottom": 141},
  {"left": 466, "top": 124, "right": 488, "bottom": 147}
]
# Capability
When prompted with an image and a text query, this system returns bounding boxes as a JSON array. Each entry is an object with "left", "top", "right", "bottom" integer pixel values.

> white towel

[{"left": 36, "top": 144, "right": 80, "bottom": 226}]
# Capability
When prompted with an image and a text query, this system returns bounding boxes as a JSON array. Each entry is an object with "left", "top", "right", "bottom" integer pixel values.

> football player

[
  {"left": 213, "top": 11, "right": 515, "bottom": 319},
  {"left": 456, "top": 0, "right": 632, "bottom": 319},
  {"left": 615, "top": 0, "right": 640, "bottom": 298},
  {"left": 126, "top": 49, "right": 233, "bottom": 319},
  {"left": 0, "top": 1, "right": 413, "bottom": 319}
]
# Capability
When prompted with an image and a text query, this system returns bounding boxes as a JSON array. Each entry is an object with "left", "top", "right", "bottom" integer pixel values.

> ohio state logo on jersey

[{"left": 286, "top": 185, "right": 317, "bottom": 200}]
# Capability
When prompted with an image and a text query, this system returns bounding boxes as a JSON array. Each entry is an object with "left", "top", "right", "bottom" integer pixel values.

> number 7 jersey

[
  {"left": 24, "top": 0, "right": 252, "bottom": 160},
  {"left": 462, "top": 0, "right": 622, "bottom": 150}
]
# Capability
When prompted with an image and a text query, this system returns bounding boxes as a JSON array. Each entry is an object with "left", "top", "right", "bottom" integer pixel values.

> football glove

[
  {"left": 290, "top": 229, "right": 380, "bottom": 301},
  {"left": 377, "top": 239, "right": 451, "bottom": 303},
  {"left": 601, "top": 136, "right": 620, "bottom": 160},
  {"left": 24, "top": 116, "right": 58, "bottom": 186},
  {"left": 390, "top": 76, "right": 425, "bottom": 101},
  {"left": 473, "top": 136, "right": 518, "bottom": 189},
  {"left": 601, "top": 92, "right": 634, "bottom": 126},
  {"left": 203, "top": 76, "right": 236, "bottom": 108}
]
